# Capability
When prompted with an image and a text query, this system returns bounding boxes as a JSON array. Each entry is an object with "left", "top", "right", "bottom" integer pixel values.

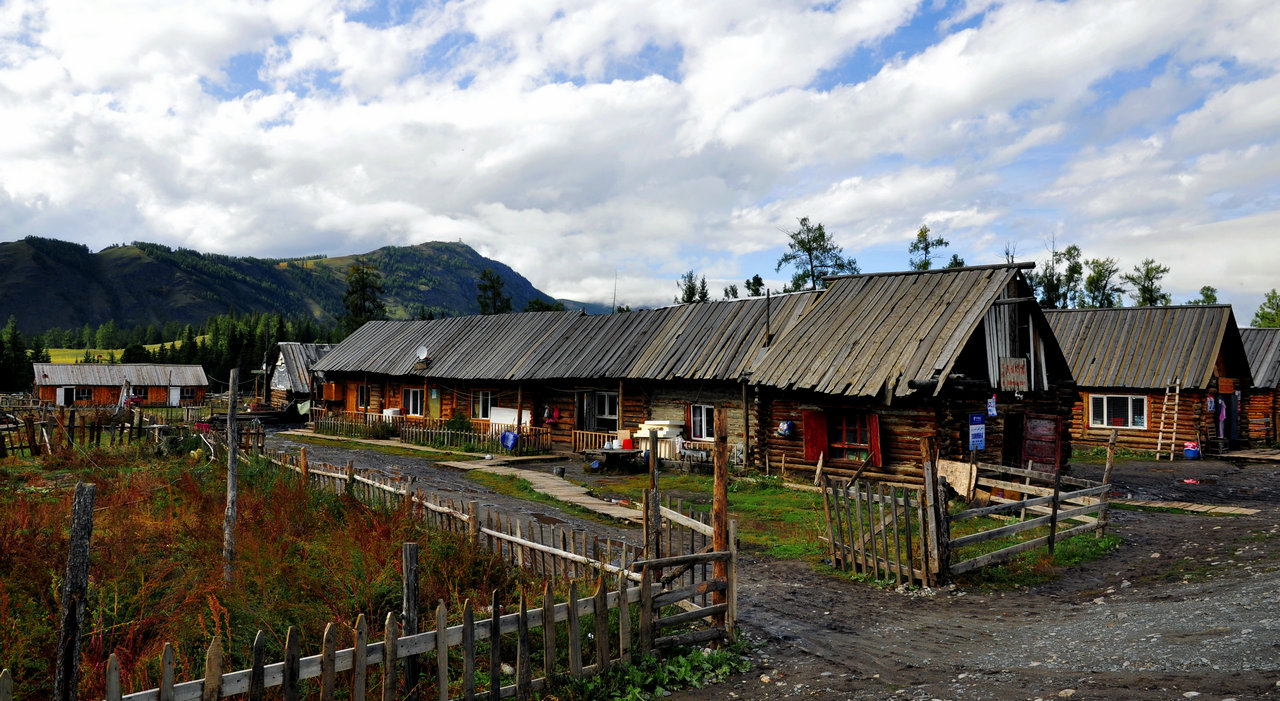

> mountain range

[{"left": 0, "top": 236, "right": 606, "bottom": 334}]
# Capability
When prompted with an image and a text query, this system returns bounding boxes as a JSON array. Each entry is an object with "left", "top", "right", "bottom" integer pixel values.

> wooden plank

[
  {"left": 516, "top": 595, "right": 531, "bottom": 701},
  {"left": 320, "top": 624, "right": 337, "bottom": 701},
  {"left": 201, "top": 637, "right": 223, "bottom": 701},
  {"left": 567, "top": 582, "right": 582, "bottom": 678},
  {"left": 593, "top": 579, "right": 609, "bottom": 674},
  {"left": 617, "top": 576, "right": 631, "bottom": 664},
  {"left": 462, "top": 601, "right": 476, "bottom": 701},
  {"left": 489, "top": 592, "right": 500, "bottom": 701},
  {"left": 353, "top": 615, "right": 367, "bottom": 701},
  {"left": 161, "top": 643, "right": 177, "bottom": 701},
  {"left": 382, "top": 614, "right": 397, "bottom": 701},
  {"left": 437, "top": 602, "right": 449, "bottom": 701},
  {"left": 950, "top": 521, "right": 1098, "bottom": 574},
  {"left": 949, "top": 503, "right": 1101, "bottom": 549}
]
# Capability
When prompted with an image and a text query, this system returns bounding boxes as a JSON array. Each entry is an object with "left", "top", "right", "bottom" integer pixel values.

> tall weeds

[{"left": 0, "top": 447, "right": 520, "bottom": 700}]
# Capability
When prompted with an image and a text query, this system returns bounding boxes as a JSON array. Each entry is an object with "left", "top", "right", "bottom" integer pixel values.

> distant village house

[{"left": 33, "top": 363, "right": 208, "bottom": 407}]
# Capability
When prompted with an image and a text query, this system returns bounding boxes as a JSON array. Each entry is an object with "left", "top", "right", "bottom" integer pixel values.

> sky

[{"left": 1, "top": 0, "right": 1278, "bottom": 318}]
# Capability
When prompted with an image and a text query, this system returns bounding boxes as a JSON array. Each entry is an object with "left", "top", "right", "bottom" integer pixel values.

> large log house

[
  {"left": 313, "top": 263, "right": 1075, "bottom": 482},
  {"left": 1045, "top": 306, "right": 1252, "bottom": 455}
]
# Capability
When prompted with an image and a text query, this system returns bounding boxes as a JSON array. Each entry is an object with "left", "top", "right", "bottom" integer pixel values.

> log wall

[
  {"left": 1068, "top": 388, "right": 1210, "bottom": 453},
  {"left": 1242, "top": 388, "right": 1277, "bottom": 445}
]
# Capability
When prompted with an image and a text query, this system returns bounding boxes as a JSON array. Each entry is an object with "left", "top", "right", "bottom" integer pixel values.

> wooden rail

[{"left": 572, "top": 430, "right": 613, "bottom": 452}]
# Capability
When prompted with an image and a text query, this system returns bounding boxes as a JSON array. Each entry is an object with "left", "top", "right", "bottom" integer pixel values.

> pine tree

[{"left": 776, "top": 217, "right": 858, "bottom": 290}]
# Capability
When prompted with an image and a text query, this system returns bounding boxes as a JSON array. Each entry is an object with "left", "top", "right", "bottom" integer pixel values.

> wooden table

[{"left": 583, "top": 448, "right": 644, "bottom": 471}]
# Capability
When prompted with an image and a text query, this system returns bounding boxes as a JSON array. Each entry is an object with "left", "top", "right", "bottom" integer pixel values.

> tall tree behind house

[
  {"left": 775, "top": 217, "right": 858, "bottom": 291},
  {"left": 1081, "top": 257, "right": 1124, "bottom": 308},
  {"left": 907, "top": 224, "right": 948, "bottom": 270},
  {"left": 1254, "top": 289, "right": 1280, "bottom": 327},
  {"left": 1120, "top": 258, "right": 1172, "bottom": 306},
  {"left": 341, "top": 259, "right": 388, "bottom": 333},
  {"left": 476, "top": 267, "right": 512, "bottom": 314}
]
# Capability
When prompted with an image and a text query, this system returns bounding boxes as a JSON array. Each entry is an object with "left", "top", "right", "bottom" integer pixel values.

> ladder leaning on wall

[{"left": 1155, "top": 382, "right": 1180, "bottom": 460}]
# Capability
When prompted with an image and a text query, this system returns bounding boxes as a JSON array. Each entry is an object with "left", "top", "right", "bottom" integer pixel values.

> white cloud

[{"left": 0, "top": 0, "right": 1276, "bottom": 313}]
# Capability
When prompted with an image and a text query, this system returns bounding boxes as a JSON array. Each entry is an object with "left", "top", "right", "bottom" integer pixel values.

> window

[
  {"left": 403, "top": 388, "right": 424, "bottom": 416},
  {"left": 829, "top": 413, "right": 873, "bottom": 461},
  {"left": 74, "top": 387, "right": 92, "bottom": 402},
  {"left": 357, "top": 385, "right": 370, "bottom": 409},
  {"left": 180, "top": 387, "right": 197, "bottom": 401},
  {"left": 596, "top": 392, "right": 618, "bottom": 432},
  {"left": 130, "top": 386, "right": 148, "bottom": 399},
  {"left": 690, "top": 404, "right": 715, "bottom": 440},
  {"left": 801, "top": 410, "right": 880, "bottom": 466},
  {"left": 1089, "top": 395, "right": 1146, "bottom": 429},
  {"left": 472, "top": 390, "right": 492, "bottom": 419}
]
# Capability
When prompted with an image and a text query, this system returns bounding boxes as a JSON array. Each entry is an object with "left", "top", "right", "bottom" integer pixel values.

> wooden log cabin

[
  {"left": 313, "top": 263, "right": 1076, "bottom": 481},
  {"left": 266, "top": 342, "right": 335, "bottom": 412},
  {"left": 33, "top": 363, "right": 208, "bottom": 407},
  {"left": 1045, "top": 305, "right": 1252, "bottom": 456},
  {"left": 1240, "top": 327, "right": 1280, "bottom": 446}
]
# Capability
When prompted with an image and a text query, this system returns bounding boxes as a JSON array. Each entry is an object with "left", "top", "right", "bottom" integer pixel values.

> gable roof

[
  {"left": 749, "top": 263, "right": 1059, "bottom": 397},
  {"left": 271, "top": 343, "right": 336, "bottom": 393},
  {"left": 1044, "top": 305, "right": 1250, "bottom": 390},
  {"left": 33, "top": 363, "right": 208, "bottom": 387},
  {"left": 316, "top": 264, "right": 1063, "bottom": 399},
  {"left": 1241, "top": 327, "right": 1280, "bottom": 389}
]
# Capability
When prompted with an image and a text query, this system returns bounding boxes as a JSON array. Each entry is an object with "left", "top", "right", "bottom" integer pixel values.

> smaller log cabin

[
  {"left": 1045, "top": 305, "right": 1252, "bottom": 455},
  {"left": 314, "top": 263, "right": 1077, "bottom": 483},
  {"left": 1240, "top": 328, "right": 1280, "bottom": 446},
  {"left": 267, "top": 342, "right": 335, "bottom": 412},
  {"left": 33, "top": 363, "right": 208, "bottom": 407}
]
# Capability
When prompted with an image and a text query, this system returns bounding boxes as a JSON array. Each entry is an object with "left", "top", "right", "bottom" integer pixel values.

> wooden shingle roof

[
  {"left": 317, "top": 264, "right": 1060, "bottom": 399},
  {"left": 34, "top": 363, "right": 208, "bottom": 387},
  {"left": 748, "top": 264, "right": 1047, "bottom": 397},
  {"left": 1044, "top": 305, "right": 1250, "bottom": 390},
  {"left": 1241, "top": 327, "right": 1280, "bottom": 389}
]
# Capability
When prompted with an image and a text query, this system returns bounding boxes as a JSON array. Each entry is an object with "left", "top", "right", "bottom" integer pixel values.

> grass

[
  {"left": 1070, "top": 445, "right": 1155, "bottom": 463},
  {"left": 953, "top": 532, "right": 1122, "bottom": 589},
  {"left": 46, "top": 340, "right": 199, "bottom": 364},
  {"left": 579, "top": 472, "right": 827, "bottom": 559}
]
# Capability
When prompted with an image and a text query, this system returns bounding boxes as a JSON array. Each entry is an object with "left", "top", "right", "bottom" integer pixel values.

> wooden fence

[
  {"left": 312, "top": 411, "right": 552, "bottom": 454},
  {"left": 819, "top": 438, "right": 1113, "bottom": 585},
  {"left": 571, "top": 430, "right": 612, "bottom": 452},
  {"left": 0, "top": 406, "right": 171, "bottom": 459},
  {"left": 945, "top": 462, "right": 1109, "bottom": 575}
]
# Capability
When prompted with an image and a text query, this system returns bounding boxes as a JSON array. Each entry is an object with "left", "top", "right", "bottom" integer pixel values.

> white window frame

[
  {"left": 472, "top": 390, "right": 492, "bottom": 420},
  {"left": 1089, "top": 394, "right": 1147, "bottom": 429},
  {"left": 403, "top": 388, "right": 424, "bottom": 417},
  {"left": 690, "top": 403, "right": 715, "bottom": 440}
]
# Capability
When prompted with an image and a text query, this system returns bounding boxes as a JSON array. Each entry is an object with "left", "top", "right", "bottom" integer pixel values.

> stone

[{"left": 1058, "top": 689, "right": 1076, "bottom": 698}]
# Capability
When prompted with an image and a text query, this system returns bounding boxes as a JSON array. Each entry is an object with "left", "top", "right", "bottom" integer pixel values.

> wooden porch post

[{"left": 712, "top": 408, "right": 729, "bottom": 630}]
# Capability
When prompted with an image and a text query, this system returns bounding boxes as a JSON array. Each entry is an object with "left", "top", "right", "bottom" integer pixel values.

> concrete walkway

[{"left": 277, "top": 429, "right": 643, "bottom": 524}]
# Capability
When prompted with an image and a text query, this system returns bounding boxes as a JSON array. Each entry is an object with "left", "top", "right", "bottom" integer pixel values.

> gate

[{"left": 820, "top": 477, "right": 932, "bottom": 587}]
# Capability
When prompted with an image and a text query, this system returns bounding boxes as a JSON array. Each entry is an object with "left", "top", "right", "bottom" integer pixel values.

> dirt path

[
  {"left": 265, "top": 431, "right": 641, "bottom": 543},
  {"left": 675, "top": 457, "right": 1280, "bottom": 701},
  {"left": 269, "top": 433, "right": 1280, "bottom": 699}
]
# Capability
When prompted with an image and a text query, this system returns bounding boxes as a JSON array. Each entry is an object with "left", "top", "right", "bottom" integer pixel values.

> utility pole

[{"left": 223, "top": 368, "right": 239, "bottom": 584}]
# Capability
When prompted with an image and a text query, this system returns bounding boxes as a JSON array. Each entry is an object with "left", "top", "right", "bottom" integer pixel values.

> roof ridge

[{"left": 823, "top": 261, "right": 1034, "bottom": 283}]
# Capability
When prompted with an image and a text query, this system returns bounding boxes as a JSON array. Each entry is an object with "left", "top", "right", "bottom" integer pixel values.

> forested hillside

[{"left": 0, "top": 236, "right": 578, "bottom": 336}]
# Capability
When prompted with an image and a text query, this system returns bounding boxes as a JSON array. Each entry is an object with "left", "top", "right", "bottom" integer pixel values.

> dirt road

[{"left": 269, "top": 434, "right": 1280, "bottom": 700}]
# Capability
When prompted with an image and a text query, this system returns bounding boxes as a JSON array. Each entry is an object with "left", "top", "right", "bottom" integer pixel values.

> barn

[{"left": 33, "top": 363, "right": 208, "bottom": 407}]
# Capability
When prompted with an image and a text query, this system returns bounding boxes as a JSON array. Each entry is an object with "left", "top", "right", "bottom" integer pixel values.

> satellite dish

[{"left": 416, "top": 346, "right": 429, "bottom": 360}]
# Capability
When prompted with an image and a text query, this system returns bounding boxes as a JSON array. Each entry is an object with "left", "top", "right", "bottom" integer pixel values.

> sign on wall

[
  {"left": 968, "top": 413, "right": 986, "bottom": 451},
  {"left": 999, "top": 357, "right": 1029, "bottom": 392}
]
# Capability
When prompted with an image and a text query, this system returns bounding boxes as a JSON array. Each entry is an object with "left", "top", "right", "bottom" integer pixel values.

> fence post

[
  {"left": 0, "top": 669, "right": 11, "bottom": 701},
  {"left": 248, "top": 633, "right": 264, "bottom": 701},
  {"left": 320, "top": 623, "right": 337, "bottom": 701},
  {"left": 567, "top": 582, "right": 582, "bottom": 677},
  {"left": 402, "top": 543, "right": 419, "bottom": 701},
  {"left": 1097, "top": 429, "right": 1117, "bottom": 538},
  {"left": 1047, "top": 468, "right": 1063, "bottom": 556},
  {"left": 436, "top": 601, "right": 448, "bottom": 701},
  {"left": 541, "top": 583, "right": 556, "bottom": 681},
  {"left": 468, "top": 501, "right": 481, "bottom": 547},
  {"left": 517, "top": 593, "right": 532, "bottom": 701},
  {"left": 727, "top": 519, "right": 738, "bottom": 640},
  {"left": 593, "top": 577, "right": 609, "bottom": 673},
  {"left": 919, "top": 437, "right": 947, "bottom": 586},
  {"left": 346, "top": 461, "right": 355, "bottom": 497},
  {"left": 53, "top": 482, "right": 95, "bottom": 701},
  {"left": 489, "top": 591, "right": 502, "bottom": 701},
  {"left": 201, "top": 636, "right": 223, "bottom": 701},
  {"left": 638, "top": 567, "right": 653, "bottom": 656},
  {"left": 382, "top": 613, "right": 398, "bottom": 701},
  {"left": 712, "top": 408, "right": 729, "bottom": 632},
  {"left": 160, "top": 642, "right": 175, "bottom": 701},
  {"left": 105, "top": 654, "right": 120, "bottom": 701},
  {"left": 224, "top": 368, "right": 239, "bottom": 585},
  {"left": 353, "top": 615, "right": 368, "bottom": 701}
]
